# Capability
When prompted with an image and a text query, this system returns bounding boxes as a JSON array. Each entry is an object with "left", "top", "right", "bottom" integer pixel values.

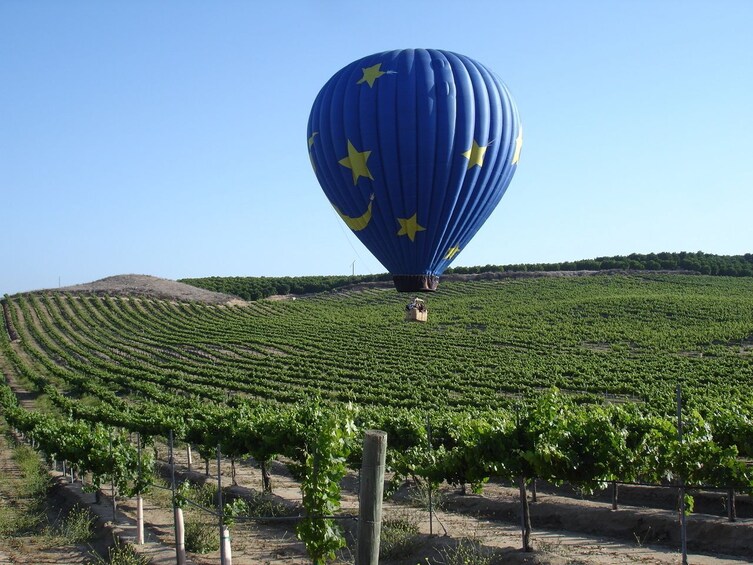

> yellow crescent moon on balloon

[{"left": 333, "top": 194, "right": 374, "bottom": 231}]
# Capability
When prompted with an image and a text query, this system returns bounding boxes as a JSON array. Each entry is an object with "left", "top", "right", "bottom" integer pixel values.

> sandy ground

[
  {"left": 118, "top": 443, "right": 751, "bottom": 565},
  {"left": 0, "top": 432, "right": 103, "bottom": 564},
  {"left": 48, "top": 274, "right": 243, "bottom": 305}
]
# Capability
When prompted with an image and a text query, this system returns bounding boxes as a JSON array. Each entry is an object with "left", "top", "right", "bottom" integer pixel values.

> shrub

[
  {"left": 379, "top": 512, "right": 420, "bottom": 560},
  {"left": 433, "top": 538, "right": 493, "bottom": 565},
  {"left": 87, "top": 538, "right": 150, "bottom": 565},
  {"left": 57, "top": 504, "right": 95, "bottom": 543},
  {"left": 184, "top": 520, "right": 219, "bottom": 554}
]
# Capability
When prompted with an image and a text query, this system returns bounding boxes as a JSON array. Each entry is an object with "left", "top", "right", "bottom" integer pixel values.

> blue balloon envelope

[{"left": 308, "top": 49, "right": 522, "bottom": 292}]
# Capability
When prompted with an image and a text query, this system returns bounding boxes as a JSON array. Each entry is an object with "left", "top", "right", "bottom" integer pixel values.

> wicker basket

[{"left": 404, "top": 298, "right": 428, "bottom": 322}]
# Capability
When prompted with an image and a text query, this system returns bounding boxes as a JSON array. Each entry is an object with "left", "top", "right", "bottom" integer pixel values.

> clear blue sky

[{"left": 3, "top": 0, "right": 752, "bottom": 295}]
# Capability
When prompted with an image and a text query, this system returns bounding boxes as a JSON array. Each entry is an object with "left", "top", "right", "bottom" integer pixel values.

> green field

[
  {"left": 3, "top": 272, "right": 753, "bottom": 559},
  {"left": 3, "top": 274, "right": 753, "bottom": 415}
]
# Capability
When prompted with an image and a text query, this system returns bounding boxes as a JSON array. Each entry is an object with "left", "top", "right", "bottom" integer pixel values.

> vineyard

[{"left": 2, "top": 273, "right": 753, "bottom": 563}]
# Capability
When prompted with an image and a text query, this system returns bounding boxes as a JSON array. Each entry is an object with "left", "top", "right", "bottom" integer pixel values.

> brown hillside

[{"left": 52, "top": 274, "right": 244, "bottom": 305}]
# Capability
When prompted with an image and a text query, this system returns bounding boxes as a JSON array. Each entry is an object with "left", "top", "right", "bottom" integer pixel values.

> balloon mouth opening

[{"left": 393, "top": 275, "right": 439, "bottom": 292}]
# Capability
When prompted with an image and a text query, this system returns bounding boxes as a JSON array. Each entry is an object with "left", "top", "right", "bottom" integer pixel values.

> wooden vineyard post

[
  {"left": 518, "top": 476, "right": 532, "bottom": 552},
  {"left": 514, "top": 403, "right": 532, "bottom": 552},
  {"left": 677, "top": 384, "right": 688, "bottom": 565},
  {"left": 426, "top": 414, "right": 433, "bottom": 536},
  {"left": 261, "top": 460, "right": 272, "bottom": 492},
  {"left": 728, "top": 488, "right": 737, "bottom": 522},
  {"left": 221, "top": 525, "right": 232, "bottom": 565},
  {"left": 170, "top": 431, "right": 186, "bottom": 565},
  {"left": 217, "top": 443, "right": 232, "bottom": 565},
  {"left": 110, "top": 431, "right": 117, "bottom": 521},
  {"left": 174, "top": 507, "right": 186, "bottom": 565},
  {"left": 357, "top": 430, "right": 387, "bottom": 565},
  {"left": 137, "top": 433, "right": 144, "bottom": 545},
  {"left": 111, "top": 480, "right": 116, "bottom": 521},
  {"left": 186, "top": 443, "right": 192, "bottom": 473},
  {"left": 137, "top": 497, "right": 144, "bottom": 545}
]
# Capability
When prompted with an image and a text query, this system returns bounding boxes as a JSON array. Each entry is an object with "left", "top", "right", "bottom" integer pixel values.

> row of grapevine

[
  {"left": 4, "top": 277, "right": 753, "bottom": 450},
  {"left": 2, "top": 275, "right": 753, "bottom": 558},
  {"left": 3, "top": 327, "right": 751, "bottom": 500},
  {"left": 11, "top": 276, "right": 753, "bottom": 412},
  {"left": 0, "top": 376, "right": 359, "bottom": 563},
  {"left": 2, "top": 368, "right": 752, "bottom": 557}
]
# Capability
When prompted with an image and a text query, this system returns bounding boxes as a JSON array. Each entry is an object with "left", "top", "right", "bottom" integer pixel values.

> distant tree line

[
  {"left": 178, "top": 274, "right": 391, "bottom": 301},
  {"left": 180, "top": 252, "right": 753, "bottom": 300},
  {"left": 446, "top": 251, "right": 753, "bottom": 277}
]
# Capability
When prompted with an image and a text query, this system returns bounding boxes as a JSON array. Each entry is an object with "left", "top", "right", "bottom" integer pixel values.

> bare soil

[
  {"left": 0, "top": 431, "right": 112, "bottom": 564},
  {"left": 135, "top": 444, "right": 753, "bottom": 565},
  {"left": 44, "top": 274, "right": 244, "bottom": 305}
]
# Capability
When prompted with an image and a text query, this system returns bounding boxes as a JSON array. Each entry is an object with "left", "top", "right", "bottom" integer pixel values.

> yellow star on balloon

[
  {"left": 308, "top": 131, "right": 318, "bottom": 148},
  {"left": 445, "top": 245, "right": 461, "bottom": 260},
  {"left": 462, "top": 140, "right": 488, "bottom": 169},
  {"left": 357, "top": 63, "right": 386, "bottom": 87},
  {"left": 397, "top": 213, "right": 426, "bottom": 242},
  {"left": 338, "top": 140, "right": 374, "bottom": 185},
  {"left": 512, "top": 126, "right": 523, "bottom": 165}
]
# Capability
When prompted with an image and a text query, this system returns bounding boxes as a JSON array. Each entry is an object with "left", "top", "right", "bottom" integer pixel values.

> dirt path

[
  {"left": 0, "top": 431, "right": 93, "bottom": 564},
  {"left": 155, "top": 444, "right": 753, "bottom": 564},
  {"left": 48, "top": 470, "right": 197, "bottom": 565},
  {"left": 0, "top": 369, "right": 193, "bottom": 564},
  {"left": 54, "top": 274, "right": 242, "bottom": 305}
]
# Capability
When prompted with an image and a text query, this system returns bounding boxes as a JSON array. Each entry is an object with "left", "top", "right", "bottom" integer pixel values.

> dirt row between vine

[{"left": 142, "top": 443, "right": 753, "bottom": 564}]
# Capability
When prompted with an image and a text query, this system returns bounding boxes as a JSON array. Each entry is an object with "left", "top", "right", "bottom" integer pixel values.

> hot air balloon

[{"left": 307, "top": 49, "right": 522, "bottom": 293}]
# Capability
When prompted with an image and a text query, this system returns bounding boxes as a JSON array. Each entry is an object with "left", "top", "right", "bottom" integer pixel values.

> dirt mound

[{"left": 53, "top": 274, "right": 244, "bottom": 305}]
